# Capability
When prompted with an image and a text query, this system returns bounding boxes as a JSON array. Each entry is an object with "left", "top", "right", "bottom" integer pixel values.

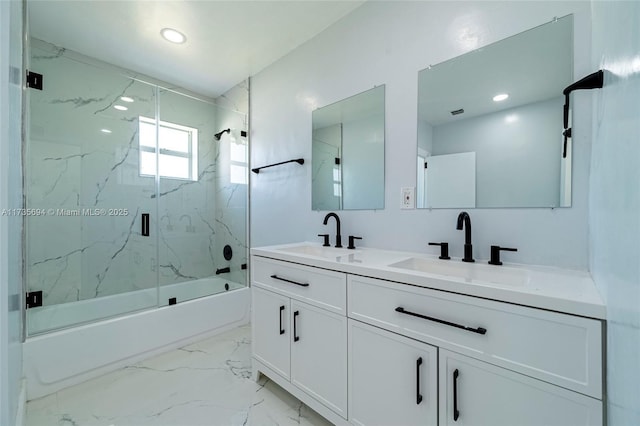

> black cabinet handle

[
  {"left": 141, "top": 213, "right": 150, "bottom": 237},
  {"left": 416, "top": 357, "right": 423, "bottom": 405},
  {"left": 293, "top": 310, "right": 300, "bottom": 342},
  {"left": 395, "top": 307, "right": 487, "bottom": 335},
  {"left": 270, "top": 275, "right": 309, "bottom": 287},
  {"left": 279, "top": 305, "right": 285, "bottom": 335},
  {"left": 453, "top": 369, "right": 460, "bottom": 421}
]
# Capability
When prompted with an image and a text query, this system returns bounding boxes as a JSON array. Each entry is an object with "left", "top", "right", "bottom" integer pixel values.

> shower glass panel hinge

[
  {"left": 26, "top": 70, "right": 43, "bottom": 90},
  {"left": 26, "top": 291, "right": 43, "bottom": 309}
]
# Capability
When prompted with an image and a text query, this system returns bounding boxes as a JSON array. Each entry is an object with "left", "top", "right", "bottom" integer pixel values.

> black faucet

[
  {"left": 456, "top": 211, "right": 474, "bottom": 262},
  {"left": 323, "top": 212, "right": 342, "bottom": 248}
]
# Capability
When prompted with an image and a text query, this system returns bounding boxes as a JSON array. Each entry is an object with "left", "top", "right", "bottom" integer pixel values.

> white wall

[
  {"left": 589, "top": 2, "right": 640, "bottom": 424},
  {"left": 251, "top": 1, "right": 592, "bottom": 269},
  {"left": 0, "top": 0, "right": 24, "bottom": 424}
]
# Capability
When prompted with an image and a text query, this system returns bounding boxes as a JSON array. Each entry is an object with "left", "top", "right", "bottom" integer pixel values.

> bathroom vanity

[{"left": 250, "top": 243, "right": 605, "bottom": 426}]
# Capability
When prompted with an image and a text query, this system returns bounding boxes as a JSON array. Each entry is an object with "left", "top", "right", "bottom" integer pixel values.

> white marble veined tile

[
  {"left": 27, "top": 42, "right": 249, "bottom": 314},
  {"left": 26, "top": 325, "right": 333, "bottom": 426}
]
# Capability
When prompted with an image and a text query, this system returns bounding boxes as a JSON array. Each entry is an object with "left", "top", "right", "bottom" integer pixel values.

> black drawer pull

[
  {"left": 141, "top": 213, "right": 150, "bottom": 237},
  {"left": 416, "top": 357, "right": 423, "bottom": 405},
  {"left": 395, "top": 307, "right": 487, "bottom": 335},
  {"left": 453, "top": 369, "right": 460, "bottom": 421},
  {"left": 293, "top": 310, "right": 300, "bottom": 342},
  {"left": 279, "top": 305, "right": 285, "bottom": 335},
  {"left": 270, "top": 274, "right": 309, "bottom": 287}
]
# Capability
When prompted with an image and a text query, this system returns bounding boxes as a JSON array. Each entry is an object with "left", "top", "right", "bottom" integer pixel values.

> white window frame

[
  {"left": 229, "top": 138, "right": 248, "bottom": 185},
  {"left": 138, "top": 116, "right": 198, "bottom": 181}
]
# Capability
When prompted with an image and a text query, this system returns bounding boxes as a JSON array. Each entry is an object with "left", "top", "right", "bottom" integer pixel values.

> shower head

[{"left": 214, "top": 128, "right": 231, "bottom": 141}]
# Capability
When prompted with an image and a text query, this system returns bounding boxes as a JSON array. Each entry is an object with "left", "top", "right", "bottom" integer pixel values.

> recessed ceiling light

[
  {"left": 161, "top": 28, "right": 187, "bottom": 44},
  {"left": 101, "top": 129, "right": 112, "bottom": 134},
  {"left": 120, "top": 96, "right": 134, "bottom": 103},
  {"left": 114, "top": 105, "right": 128, "bottom": 111},
  {"left": 493, "top": 93, "right": 509, "bottom": 102}
]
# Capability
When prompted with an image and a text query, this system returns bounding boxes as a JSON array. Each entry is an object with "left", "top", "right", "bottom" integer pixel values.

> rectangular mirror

[
  {"left": 416, "top": 15, "right": 573, "bottom": 209},
  {"left": 312, "top": 86, "right": 385, "bottom": 210}
]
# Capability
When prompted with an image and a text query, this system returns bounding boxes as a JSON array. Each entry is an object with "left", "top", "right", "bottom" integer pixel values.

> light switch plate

[{"left": 401, "top": 187, "right": 415, "bottom": 209}]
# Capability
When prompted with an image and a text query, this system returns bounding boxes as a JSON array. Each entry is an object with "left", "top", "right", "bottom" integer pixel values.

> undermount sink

[
  {"left": 277, "top": 244, "right": 355, "bottom": 259},
  {"left": 388, "top": 257, "right": 530, "bottom": 286}
]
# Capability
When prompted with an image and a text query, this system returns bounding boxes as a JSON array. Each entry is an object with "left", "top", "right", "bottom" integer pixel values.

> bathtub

[{"left": 24, "top": 278, "right": 250, "bottom": 400}]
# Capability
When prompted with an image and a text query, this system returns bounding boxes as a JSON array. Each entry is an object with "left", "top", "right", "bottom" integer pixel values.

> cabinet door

[
  {"left": 290, "top": 300, "right": 348, "bottom": 419},
  {"left": 252, "top": 287, "right": 291, "bottom": 380},
  {"left": 439, "top": 349, "right": 603, "bottom": 426},
  {"left": 348, "top": 320, "right": 437, "bottom": 426}
]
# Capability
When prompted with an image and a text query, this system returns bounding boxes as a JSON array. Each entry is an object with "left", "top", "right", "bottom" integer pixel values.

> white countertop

[{"left": 251, "top": 242, "right": 606, "bottom": 319}]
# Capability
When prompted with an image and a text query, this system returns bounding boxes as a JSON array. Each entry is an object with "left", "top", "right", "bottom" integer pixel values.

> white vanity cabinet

[
  {"left": 348, "top": 319, "right": 438, "bottom": 426},
  {"left": 347, "top": 275, "right": 603, "bottom": 426},
  {"left": 252, "top": 286, "right": 291, "bottom": 379},
  {"left": 347, "top": 275, "right": 603, "bottom": 398},
  {"left": 251, "top": 256, "right": 348, "bottom": 422},
  {"left": 438, "top": 349, "right": 602, "bottom": 426},
  {"left": 251, "top": 245, "right": 605, "bottom": 426}
]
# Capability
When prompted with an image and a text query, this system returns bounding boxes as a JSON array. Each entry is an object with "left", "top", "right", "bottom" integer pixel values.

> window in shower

[
  {"left": 229, "top": 139, "right": 248, "bottom": 184},
  {"left": 139, "top": 116, "right": 198, "bottom": 181}
]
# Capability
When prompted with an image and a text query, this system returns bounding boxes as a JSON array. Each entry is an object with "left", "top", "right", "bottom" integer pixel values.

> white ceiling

[{"left": 28, "top": 0, "right": 366, "bottom": 98}]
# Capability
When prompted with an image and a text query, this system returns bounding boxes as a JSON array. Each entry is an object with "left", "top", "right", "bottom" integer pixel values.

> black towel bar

[{"left": 251, "top": 158, "right": 304, "bottom": 174}]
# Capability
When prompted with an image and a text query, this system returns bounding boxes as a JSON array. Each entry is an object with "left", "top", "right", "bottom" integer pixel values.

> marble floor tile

[{"left": 26, "top": 324, "right": 333, "bottom": 426}]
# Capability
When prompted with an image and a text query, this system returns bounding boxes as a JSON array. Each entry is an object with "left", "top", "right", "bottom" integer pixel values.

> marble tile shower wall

[
  {"left": 213, "top": 81, "right": 249, "bottom": 286},
  {"left": 26, "top": 39, "right": 248, "bottom": 308}
]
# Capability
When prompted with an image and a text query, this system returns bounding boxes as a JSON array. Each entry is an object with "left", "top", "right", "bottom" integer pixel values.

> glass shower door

[
  {"left": 156, "top": 89, "right": 248, "bottom": 305},
  {"left": 25, "top": 40, "right": 159, "bottom": 334}
]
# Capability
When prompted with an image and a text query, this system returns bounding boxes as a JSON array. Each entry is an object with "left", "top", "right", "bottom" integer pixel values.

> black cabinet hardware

[
  {"left": 488, "top": 245, "right": 518, "bottom": 266},
  {"left": 453, "top": 369, "right": 460, "bottom": 421},
  {"left": 395, "top": 307, "right": 487, "bottom": 335},
  {"left": 270, "top": 274, "right": 309, "bottom": 287},
  {"left": 293, "top": 310, "right": 300, "bottom": 342},
  {"left": 279, "top": 305, "right": 285, "bottom": 335},
  {"left": 216, "top": 267, "right": 230, "bottom": 275},
  {"left": 428, "top": 242, "right": 450, "bottom": 260},
  {"left": 251, "top": 158, "right": 304, "bottom": 174},
  {"left": 416, "top": 357, "right": 423, "bottom": 405},
  {"left": 348, "top": 236, "right": 362, "bottom": 250},
  {"left": 141, "top": 213, "right": 150, "bottom": 237},
  {"left": 318, "top": 234, "right": 330, "bottom": 247}
]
